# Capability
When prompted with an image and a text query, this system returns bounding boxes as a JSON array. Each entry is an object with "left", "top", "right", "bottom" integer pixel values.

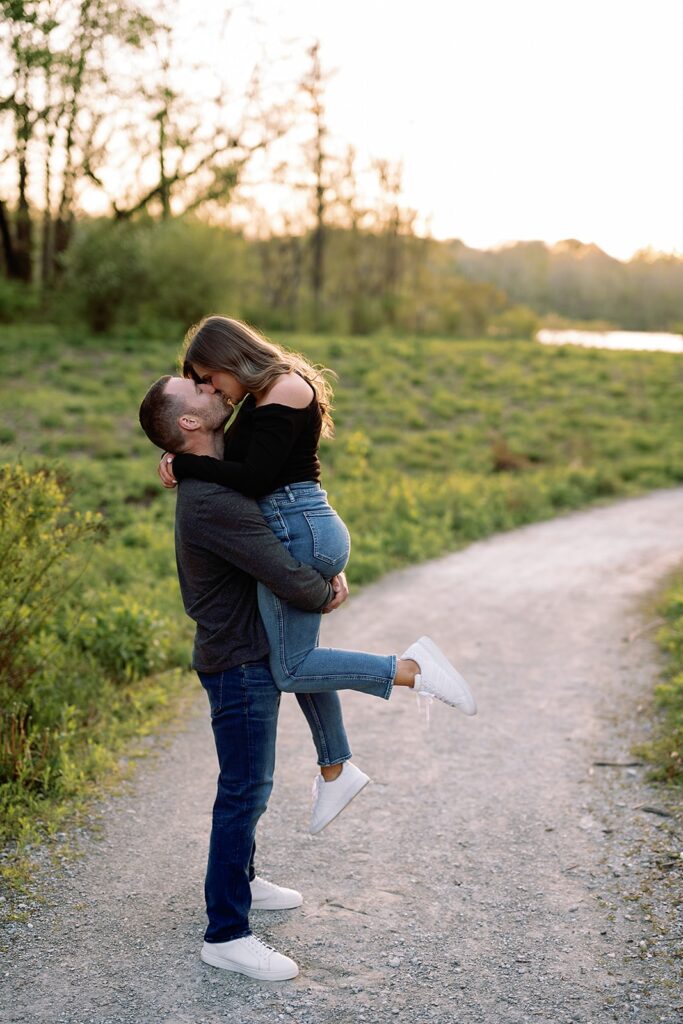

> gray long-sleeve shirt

[{"left": 174, "top": 478, "right": 334, "bottom": 673}]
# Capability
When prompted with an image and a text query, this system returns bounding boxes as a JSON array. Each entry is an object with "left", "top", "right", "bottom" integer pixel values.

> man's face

[{"left": 165, "top": 377, "right": 232, "bottom": 432}]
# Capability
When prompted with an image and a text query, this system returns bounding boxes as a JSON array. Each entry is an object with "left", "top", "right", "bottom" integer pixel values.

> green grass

[
  {"left": 639, "top": 572, "right": 683, "bottom": 785},
  {"left": 1, "top": 324, "right": 682, "bottom": 876}
]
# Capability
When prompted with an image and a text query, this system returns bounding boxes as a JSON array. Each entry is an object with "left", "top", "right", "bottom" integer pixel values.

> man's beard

[
  {"left": 190, "top": 393, "right": 233, "bottom": 432},
  {"left": 209, "top": 393, "right": 234, "bottom": 429}
]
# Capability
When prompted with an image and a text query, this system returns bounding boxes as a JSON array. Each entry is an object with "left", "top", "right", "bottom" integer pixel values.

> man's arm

[{"left": 194, "top": 487, "right": 335, "bottom": 612}]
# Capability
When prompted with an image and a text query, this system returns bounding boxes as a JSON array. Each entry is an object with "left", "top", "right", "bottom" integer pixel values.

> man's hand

[
  {"left": 322, "top": 572, "right": 349, "bottom": 614},
  {"left": 158, "top": 453, "right": 177, "bottom": 488}
]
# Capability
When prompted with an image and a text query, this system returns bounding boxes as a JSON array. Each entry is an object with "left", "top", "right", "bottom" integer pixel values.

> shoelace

[
  {"left": 245, "top": 935, "right": 278, "bottom": 957},
  {"left": 415, "top": 688, "right": 434, "bottom": 725}
]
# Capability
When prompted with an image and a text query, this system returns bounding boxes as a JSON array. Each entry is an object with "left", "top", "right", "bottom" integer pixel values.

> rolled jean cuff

[
  {"left": 383, "top": 654, "right": 397, "bottom": 700},
  {"left": 318, "top": 752, "right": 353, "bottom": 768},
  {"left": 205, "top": 926, "right": 252, "bottom": 945}
]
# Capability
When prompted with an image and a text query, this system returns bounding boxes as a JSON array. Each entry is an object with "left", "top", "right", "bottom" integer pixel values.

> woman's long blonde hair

[{"left": 182, "top": 316, "right": 335, "bottom": 437}]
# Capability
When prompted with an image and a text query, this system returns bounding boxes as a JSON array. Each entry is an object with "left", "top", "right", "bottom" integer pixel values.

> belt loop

[{"left": 284, "top": 484, "right": 295, "bottom": 502}]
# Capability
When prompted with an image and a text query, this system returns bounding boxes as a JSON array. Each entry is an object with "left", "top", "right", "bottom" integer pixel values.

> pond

[{"left": 537, "top": 329, "right": 683, "bottom": 354}]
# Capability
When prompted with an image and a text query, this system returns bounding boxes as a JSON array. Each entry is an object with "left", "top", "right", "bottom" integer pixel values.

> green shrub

[
  {"left": 73, "top": 595, "right": 165, "bottom": 683},
  {"left": 61, "top": 220, "right": 150, "bottom": 332},
  {"left": 0, "top": 278, "right": 39, "bottom": 324},
  {"left": 0, "top": 463, "right": 179, "bottom": 840},
  {"left": 0, "top": 464, "right": 104, "bottom": 694},
  {"left": 60, "top": 218, "right": 244, "bottom": 332},
  {"left": 488, "top": 304, "right": 540, "bottom": 340},
  {"left": 141, "top": 219, "right": 241, "bottom": 325}
]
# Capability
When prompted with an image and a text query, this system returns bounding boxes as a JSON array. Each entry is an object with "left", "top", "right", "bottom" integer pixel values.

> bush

[
  {"left": 0, "top": 277, "right": 39, "bottom": 324},
  {"left": 140, "top": 219, "right": 240, "bottom": 325},
  {"left": 73, "top": 596, "right": 166, "bottom": 683},
  {"left": 61, "top": 218, "right": 243, "bottom": 332},
  {"left": 488, "top": 304, "right": 540, "bottom": 340},
  {"left": 61, "top": 220, "right": 150, "bottom": 332},
  {"left": 0, "top": 465, "right": 106, "bottom": 811},
  {"left": 0, "top": 464, "right": 176, "bottom": 827},
  {"left": 0, "top": 464, "right": 104, "bottom": 695}
]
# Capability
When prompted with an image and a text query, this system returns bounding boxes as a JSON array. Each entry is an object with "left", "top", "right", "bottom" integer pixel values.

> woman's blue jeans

[
  {"left": 198, "top": 658, "right": 280, "bottom": 944},
  {"left": 257, "top": 482, "right": 396, "bottom": 767}
]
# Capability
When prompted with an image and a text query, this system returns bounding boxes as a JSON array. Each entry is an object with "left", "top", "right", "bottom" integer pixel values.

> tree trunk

[
  {"left": 158, "top": 111, "right": 171, "bottom": 219},
  {"left": 15, "top": 151, "right": 33, "bottom": 283},
  {"left": 0, "top": 201, "right": 20, "bottom": 278}
]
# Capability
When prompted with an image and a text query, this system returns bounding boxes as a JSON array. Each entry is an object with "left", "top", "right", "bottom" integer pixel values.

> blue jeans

[
  {"left": 198, "top": 659, "right": 280, "bottom": 944},
  {"left": 257, "top": 483, "right": 396, "bottom": 767}
]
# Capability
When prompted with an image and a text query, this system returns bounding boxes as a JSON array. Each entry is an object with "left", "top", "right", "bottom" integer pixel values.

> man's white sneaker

[
  {"left": 250, "top": 876, "right": 303, "bottom": 911},
  {"left": 201, "top": 934, "right": 299, "bottom": 981},
  {"left": 401, "top": 636, "right": 477, "bottom": 715},
  {"left": 309, "top": 761, "right": 371, "bottom": 835}
]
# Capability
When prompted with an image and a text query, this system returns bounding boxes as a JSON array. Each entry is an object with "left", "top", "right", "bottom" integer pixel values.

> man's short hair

[{"left": 139, "top": 376, "right": 187, "bottom": 452}]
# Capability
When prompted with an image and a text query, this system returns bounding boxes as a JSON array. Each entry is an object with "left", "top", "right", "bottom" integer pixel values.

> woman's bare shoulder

[{"left": 258, "top": 373, "right": 314, "bottom": 409}]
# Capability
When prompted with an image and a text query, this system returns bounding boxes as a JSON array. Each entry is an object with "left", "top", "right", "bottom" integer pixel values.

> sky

[{"left": 178, "top": 0, "right": 683, "bottom": 259}]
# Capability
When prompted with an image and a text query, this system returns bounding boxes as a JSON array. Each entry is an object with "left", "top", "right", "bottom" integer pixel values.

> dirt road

[{"left": 3, "top": 489, "right": 683, "bottom": 1024}]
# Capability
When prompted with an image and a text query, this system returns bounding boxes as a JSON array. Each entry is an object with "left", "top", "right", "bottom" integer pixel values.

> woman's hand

[
  {"left": 158, "top": 453, "right": 178, "bottom": 488},
  {"left": 322, "top": 572, "right": 349, "bottom": 614}
]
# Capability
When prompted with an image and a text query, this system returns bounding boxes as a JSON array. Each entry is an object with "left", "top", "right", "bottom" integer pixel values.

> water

[{"left": 537, "top": 329, "right": 683, "bottom": 354}]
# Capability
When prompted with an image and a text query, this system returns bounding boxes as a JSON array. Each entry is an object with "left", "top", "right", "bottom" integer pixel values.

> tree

[
  {"left": 0, "top": 0, "right": 159, "bottom": 286},
  {"left": 0, "top": 1, "right": 290, "bottom": 290},
  {"left": 301, "top": 40, "right": 330, "bottom": 331}
]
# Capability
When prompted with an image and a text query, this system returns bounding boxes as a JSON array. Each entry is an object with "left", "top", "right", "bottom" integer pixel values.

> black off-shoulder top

[{"left": 171, "top": 392, "right": 322, "bottom": 498}]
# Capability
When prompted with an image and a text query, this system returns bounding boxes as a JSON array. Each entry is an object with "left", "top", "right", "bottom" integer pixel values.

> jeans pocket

[
  {"left": 260, "top": 507, "right": 289, "bottom": 545},
  {"left": 198, "top": 671, "right": 224, "bottom": 716},
  {"left": 303, "top": 509, "right": 350, "bottom": 568}
]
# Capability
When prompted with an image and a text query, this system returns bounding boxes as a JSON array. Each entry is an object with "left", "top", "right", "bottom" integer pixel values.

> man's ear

[{"left": 178, "top": 413, "right": 201, "bottom": 432}]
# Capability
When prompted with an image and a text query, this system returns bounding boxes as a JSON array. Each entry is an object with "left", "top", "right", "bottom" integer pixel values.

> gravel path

[{"left": 2, "top": 489, "right": 683, "bottom": 1024}]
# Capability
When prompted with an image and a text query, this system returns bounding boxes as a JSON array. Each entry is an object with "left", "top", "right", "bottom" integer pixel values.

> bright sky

[{"left": 181, "top": 0, "right": 683, "bottom": 259}]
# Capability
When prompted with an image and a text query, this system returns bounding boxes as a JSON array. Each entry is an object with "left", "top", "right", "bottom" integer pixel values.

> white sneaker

[
  {"left": 309, "top": 761, "right": 371, "bottom": 835},
  {"left": 401, "top": 636, "right": 477, "bottom": 715},
  {"left": 250, "top": 876, "right": 303, "bottom": 911},
  {"left": 201, "top": 934, "right": 299, "bottom": 981}
]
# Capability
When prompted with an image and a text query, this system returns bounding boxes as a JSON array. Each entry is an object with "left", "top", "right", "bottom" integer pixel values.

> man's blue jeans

[{"left": 198, "top": 658, "right": 280, "bottom": 944}]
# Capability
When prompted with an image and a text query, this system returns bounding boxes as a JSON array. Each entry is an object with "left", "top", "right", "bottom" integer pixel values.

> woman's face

[{"left": 191, "top": 364, "right": 249, "bottom": 406}]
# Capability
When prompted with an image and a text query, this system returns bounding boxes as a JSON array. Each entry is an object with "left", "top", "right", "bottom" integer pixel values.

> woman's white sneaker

[
  {"left": 200, "top": 934, "right": 299, "bottom": 981},
  {"left": 309, "top": 761, "right": 371, "bottom": 835},
  {"left": 401, "top": 636, "right": 477, "bottom": 715}
]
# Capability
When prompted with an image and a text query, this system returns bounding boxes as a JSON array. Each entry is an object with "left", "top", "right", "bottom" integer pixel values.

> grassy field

[{"left": 1, "top": 324, "right": 682, "bottom": 872}]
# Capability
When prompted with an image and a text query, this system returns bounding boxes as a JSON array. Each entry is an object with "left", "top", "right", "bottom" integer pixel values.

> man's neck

[{"left": 183, "top": 431, "right": 224, "bottom": 459}]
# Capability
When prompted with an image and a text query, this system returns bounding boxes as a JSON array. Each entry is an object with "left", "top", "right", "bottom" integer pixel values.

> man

[{"left": 139, "top": 375, "right": 347, "bottom": 982}]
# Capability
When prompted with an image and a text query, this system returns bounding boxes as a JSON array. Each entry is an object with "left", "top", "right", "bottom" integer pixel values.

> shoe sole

[
  {"left": 309, "top": 775, "right": 371, "bottom": 835},
  {"left": 417, "top": 636, "right": 477, "bottom": 715},
  {"left": 201, "top": 946, "right": 299, "bottom": 981}
]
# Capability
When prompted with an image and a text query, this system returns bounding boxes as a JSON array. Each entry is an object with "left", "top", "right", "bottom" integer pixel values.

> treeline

[
  {"left": 1, "top": 216, "right": 536, "bottom": 338},
  {"left": 4, "top": 215, "right": 683, "bottom": 338},
  {"left": 452, "top": 239, "right": 683, "bottom": 334}
]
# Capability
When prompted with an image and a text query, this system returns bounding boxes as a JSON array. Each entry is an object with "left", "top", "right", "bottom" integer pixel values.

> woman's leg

[
  {"left": 257, "top": 486, "right": 357, "bottom": 767},
  {"left": 258, "top": 485, "right": 397, "bottom": 699},
  {"left": 294, "top": 691, "right": 352, "bottom": 768},
  {"left": 257, "top": 580, "right": 396, "bottom": 699}
]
